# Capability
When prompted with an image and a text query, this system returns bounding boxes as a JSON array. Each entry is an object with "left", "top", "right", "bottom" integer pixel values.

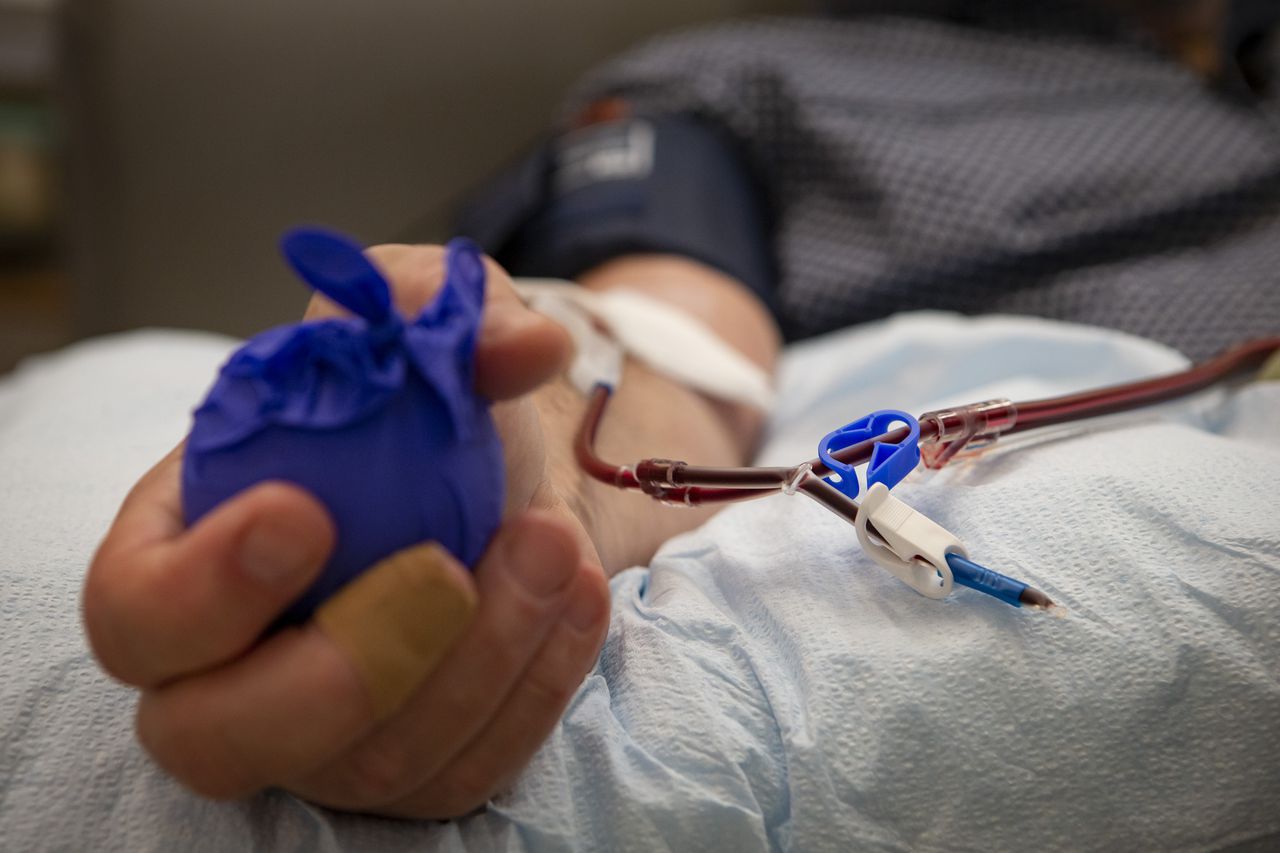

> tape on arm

[{"left": 513, "top": 279, "right": 775, "bottom": 411}]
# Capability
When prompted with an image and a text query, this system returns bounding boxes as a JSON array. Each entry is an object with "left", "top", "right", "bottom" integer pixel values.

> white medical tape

[
  {"left": 513, "top": 279, "right": 775, "bottom": 411},
  {"left": 517, "top": 286, "right": 623, "bottom": 393}
]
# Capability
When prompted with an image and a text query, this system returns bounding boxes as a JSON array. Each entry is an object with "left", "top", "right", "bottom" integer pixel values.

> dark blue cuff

[{"left": 455, "top": 114, "right": 776, "bottom": 311}]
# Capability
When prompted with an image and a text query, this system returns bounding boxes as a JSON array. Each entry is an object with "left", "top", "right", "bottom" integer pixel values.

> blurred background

[{"left": 0, "top": 0, "right": 806, "bottom": 373}]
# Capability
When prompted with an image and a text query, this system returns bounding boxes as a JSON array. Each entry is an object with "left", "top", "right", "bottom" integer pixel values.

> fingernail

[
  {"left": 241, "top": 522, "right": 313, "bottom": 585},
  {"left": 508, "top": 535, "right": 575, "bottom": 598},
  {"left": 565, "top": 576, "right": 607, "bottom": 633},
  {"left": 482, "top": 303, "right": 542, "bottom": 339}
]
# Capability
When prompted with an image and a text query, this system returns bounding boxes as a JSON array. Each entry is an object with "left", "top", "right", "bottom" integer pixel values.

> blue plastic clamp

[{"left": 817, "top": 409, "right": 921, "bottom": 498}]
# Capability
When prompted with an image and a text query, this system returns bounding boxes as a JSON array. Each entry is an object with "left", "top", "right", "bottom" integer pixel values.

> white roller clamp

[{"left": 854, "top": 482, "right": 965, "bottom": 599}]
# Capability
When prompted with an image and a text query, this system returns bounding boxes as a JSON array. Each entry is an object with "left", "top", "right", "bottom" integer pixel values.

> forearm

[{"left": 530, "top": 254, "right": 781, "bottom": 575}]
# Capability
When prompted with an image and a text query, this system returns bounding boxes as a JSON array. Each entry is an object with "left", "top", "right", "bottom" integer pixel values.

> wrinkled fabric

[{"left": 2, "top": 316, "right": 1278, "bottom": 852}]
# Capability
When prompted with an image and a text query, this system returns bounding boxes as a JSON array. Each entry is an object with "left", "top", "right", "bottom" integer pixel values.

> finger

[
  {"left": 289, "top": 510, "right": 581, "bottom": 809},
  {"left": 314, "top": 542, "right": 478, "bottom": 720},
  {"left": 85, "top": 472, "right": 334, "bottom": 688},
  {"left": 303, "top": 243, "right": 447, "bottom": 323},
  {"left": 388, "top": 564, "right": 610, "bottom": 819},
  {"left": 135, "top": 621, "right": 373, "bottom": 800},
  {"left": 471, "top": 252, "right": 573, "bottom": 400},
  {"left": 136, "top": 540, "right": 478, "bottom": 801},
  {"left": 303, "top": 244, "right": 570, "bottom": 401}
]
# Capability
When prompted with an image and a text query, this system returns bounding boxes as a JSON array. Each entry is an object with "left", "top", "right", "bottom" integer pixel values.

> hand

[{"left": 83, "top": 245, "right": 611, "bottom": 818}]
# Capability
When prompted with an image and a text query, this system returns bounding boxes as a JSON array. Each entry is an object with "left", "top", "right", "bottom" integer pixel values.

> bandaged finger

[{"left": 314, "top": 542, "right": 478, "bottom": 720}]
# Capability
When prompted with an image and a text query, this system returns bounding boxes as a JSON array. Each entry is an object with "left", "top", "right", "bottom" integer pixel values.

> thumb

[
  {"left": 472, "top": 254, "right": 572, "bottom": 400},
  {"left": 310, "top": 243, "right": 572, "bottom": 402}
]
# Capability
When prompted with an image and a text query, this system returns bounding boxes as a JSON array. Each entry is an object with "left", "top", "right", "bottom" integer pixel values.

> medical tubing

[
  {"left": 946, "top": 553, "right": 1026, "bottom": 608},
  {"left": 575, "top": 385, "right": 640, "bottom": 489},
  {"left": 800, "top": 477, "right": 1060, "bottom": 608},
  {"left": 574, "top": 384, "right": 782, "bottom": 503},
  {"left": 805, "top": 335, "right": 1280, "bottom": 475},
  {"left": 575, "top": 379, "right": 1076, "bottom": 608},
  {"left": 1006, "top": 335, "right": 1279, "bottom": 432},
  {"left": 574, "top": 337, "right": 1280, "bottom": 504},
  {"left": 638, "top": 459, "right": 798, "bottom": 488},
  {"left": 797, "top": 474, "right": 861, "bottom": 524},
  {"left": 575, "top": 385, "right": 903, "bottom": 495}
]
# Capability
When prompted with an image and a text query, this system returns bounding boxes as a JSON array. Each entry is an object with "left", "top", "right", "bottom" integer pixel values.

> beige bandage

[{"left": 314, "top": 542, "right": 477, "bottom": 720}]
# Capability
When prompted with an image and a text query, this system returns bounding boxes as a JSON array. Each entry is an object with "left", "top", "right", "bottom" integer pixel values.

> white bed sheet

[{"left": 1, "top": 313, "right": 1277, "bottom": 852}]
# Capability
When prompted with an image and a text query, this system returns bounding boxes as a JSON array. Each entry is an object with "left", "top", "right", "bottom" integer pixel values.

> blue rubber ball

[{"left": 182, "top": 229, "right": 504, "bottom": 625}]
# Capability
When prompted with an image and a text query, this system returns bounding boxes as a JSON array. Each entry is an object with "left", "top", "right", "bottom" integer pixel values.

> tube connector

[
  {"left": 782, "top": 463, "right": 812, "bottom": 496},
  {"left": 854, "top": 482, "right": 959, "bottom": 599},
  {"left": 636, "top": 458, "right": 687, "bottom": 490},
  {"left": 636, "top": 458, "right": 702, "bottom": 505},
  {"left": 918, "top": 398, "right": 1017, "bottom": 470},
  {"left": 854, "top": 484, "right": 1050, "bottom": 609}
]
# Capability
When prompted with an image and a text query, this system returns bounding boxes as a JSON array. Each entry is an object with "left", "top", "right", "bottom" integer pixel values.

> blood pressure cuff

[{"left": 454, "top": 112, "right": 776, "bottom": 310}]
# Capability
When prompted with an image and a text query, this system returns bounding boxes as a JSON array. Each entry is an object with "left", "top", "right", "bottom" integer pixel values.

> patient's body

[
  {"left": 83, "top": 0, "right": 1280, "bottom": 819},
  {"left": 469, "top": 0, "right": 1280, "bottom": 361}
]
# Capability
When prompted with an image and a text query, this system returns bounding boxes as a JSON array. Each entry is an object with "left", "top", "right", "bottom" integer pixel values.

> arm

[
  {"left": 83, "top": 245, "right": 778, "bottom": 818},
  {"left": 539, "top": 252, "right": 780, "bottom": 573}
]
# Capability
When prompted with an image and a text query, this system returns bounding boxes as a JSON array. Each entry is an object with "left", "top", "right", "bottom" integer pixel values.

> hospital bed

[{"left": 1, "top": 312, "right": 1278, "bottom": 851}]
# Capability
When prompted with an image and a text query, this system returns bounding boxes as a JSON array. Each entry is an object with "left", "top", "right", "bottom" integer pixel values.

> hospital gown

[{"left": 474, "top": 2, "right": 1280, "bottom": 360}]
